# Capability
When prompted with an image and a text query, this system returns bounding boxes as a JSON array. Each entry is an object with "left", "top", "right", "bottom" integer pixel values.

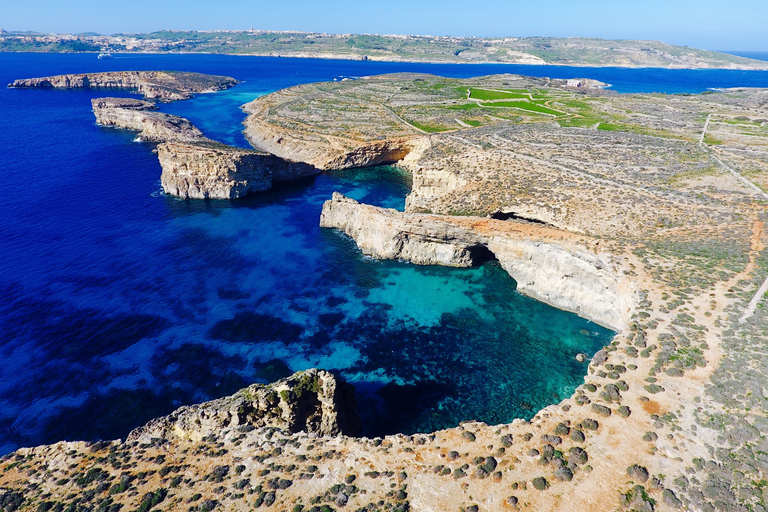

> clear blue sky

[{"left": 3, "top": 0, "right": 767, "bottom": 51}]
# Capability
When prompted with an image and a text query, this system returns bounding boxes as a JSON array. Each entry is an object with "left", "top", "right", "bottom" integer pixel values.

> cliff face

[
  {"left": 87, "top": 93, "right": 321, "bottom": 200},
  {"left": 91, "top": 97, "right": 204, "bottom": 142},
  {"left": 320, "top": 193, "right": 630, "bottom": 331},
  {"left": 158, "top": 141, "right": 318, "bottom": 200},
  {"left": 129, "top": 369, "right": 361, "bottom": 444},
  {"left": 9, "top": 71, "right": 239, "bottom": 101},
  {"left": 242, "top": 102, "right": 420, "bottom": 171}
]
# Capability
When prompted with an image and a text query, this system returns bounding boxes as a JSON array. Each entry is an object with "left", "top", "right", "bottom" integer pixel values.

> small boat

[{"left": 98, "top": 53, "right": 113, "bottom": 59}]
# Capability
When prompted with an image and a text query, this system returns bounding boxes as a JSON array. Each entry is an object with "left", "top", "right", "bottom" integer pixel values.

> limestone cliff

[
  {"left": 91, "top": 97, "right": 204, "bottom": 142},
  {"left": 129, "top": 369, "right": 361, "bottom": 444},
  {"left": 158, "top": 140, "right": 318, "bottom": 200},
  {"left": 242, "top": 105, "right": 420, "bottom": 171},
  {"left": 9, "top": 71, "right": 239, "bottom": 102},
  {"left": 241, "top": 77, "right": 428, "bottom": 170},
  {"left": 320, "top": 193, "right": 631, "bottom": 331}
]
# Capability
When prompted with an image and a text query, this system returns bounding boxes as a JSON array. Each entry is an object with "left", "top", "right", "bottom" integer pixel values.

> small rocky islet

[{"left": 4, "top": 69, "right": 768, "bottom": 511}]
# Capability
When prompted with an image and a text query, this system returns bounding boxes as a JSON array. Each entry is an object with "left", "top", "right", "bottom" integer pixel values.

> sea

[{"left": 1, "top": 53, "right": 767, "bottom": 455}]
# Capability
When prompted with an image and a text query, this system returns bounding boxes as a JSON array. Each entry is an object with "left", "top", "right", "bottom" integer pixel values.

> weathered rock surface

[
  {"left": 128, "top": 369, "right": 361, "bottom": 444},
  {"left": 9, "top": 71, "right": 239, "bottom": 101},
  {"left": 158, "top": 140, "right": 318, "bottom": 199},
  {"left": 320, "top": 193, "right": 630, "bottom": 331},
  {"left": 92, "top": 97, "right": 204, "bottom": 142},
  {"left": 245, "top": 121, "right": 419, "bottom": 171},
  {"left": 89, "top": 97, "right": 319, "bottom": 200}
]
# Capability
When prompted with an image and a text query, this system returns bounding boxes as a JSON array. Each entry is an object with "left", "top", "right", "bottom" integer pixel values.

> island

[
  {"left": 2, "top": 71, "right": 768, "bottom": 512},
  {"left": 3, "top": 30, "right": 768, "bottom": 70},
  {"left": 8, "top": 70, "right": 240, "bottom": 102}
]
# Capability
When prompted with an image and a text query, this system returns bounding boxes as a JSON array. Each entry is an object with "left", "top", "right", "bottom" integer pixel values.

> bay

[{"left": 0, "top": 53, "right": 765, "bottom": 454}]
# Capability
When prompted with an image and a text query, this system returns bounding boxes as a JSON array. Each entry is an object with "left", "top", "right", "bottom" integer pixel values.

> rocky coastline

[
  {"left": 157, "top": 140, "right": 317, "bottom": 200},
  {"left": 92, "top": 97, "right": 204, "bottom": 142},
  {"left": 9, "top": 71, "right": 239, "bottom": 102},
  {"left": 3, "top": 71, "right": 768, "bottom": 511},
  {"left": 320, "top": 192, "right": 631, "bottom": 331},
  {"left": 72, "top": 71, "right": 321, "bottom": 199}
]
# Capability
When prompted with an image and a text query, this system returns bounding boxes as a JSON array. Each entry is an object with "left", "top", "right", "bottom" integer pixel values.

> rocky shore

[
  {"left": 92, "top": 97, "right": 204, "bottom": 142},
  {"left": 68, "top": 70, "right": 322, "bottom": 199},
  {"left": 320, "top": 193, "right": 631, "bottom": 331},
  {"left": 3, "top": 72, "right": 768, "bottom": 511},
  {"left": 9, "top": 71, "right": 239, "bottom": 101},
  {"left": 158, "top": 140, "right": 317, "bottom": 200}
]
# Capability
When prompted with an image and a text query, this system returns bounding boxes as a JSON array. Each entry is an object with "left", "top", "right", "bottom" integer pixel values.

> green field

[
  {"left": 481, "top": 101, "right": 564, "bottom": 116},
  {"left": 469, "top": 88, "right": 531, "bottom": 100}
]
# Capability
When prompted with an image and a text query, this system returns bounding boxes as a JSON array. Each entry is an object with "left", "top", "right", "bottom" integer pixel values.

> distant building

[{"left": 566, "top": 79, "right": 583, "bottom": 88}]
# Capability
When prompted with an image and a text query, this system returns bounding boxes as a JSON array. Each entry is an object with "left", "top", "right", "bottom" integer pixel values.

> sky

[{"left": 2, "top": 0, "right": 767, "bottom": 51}]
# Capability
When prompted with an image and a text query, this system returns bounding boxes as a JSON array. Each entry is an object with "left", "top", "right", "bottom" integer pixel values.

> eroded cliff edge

[
  {"left": 87, "top": 87, "right": 319, "bottom": 199},
  {"left": 158, "top": 140, "right": 317, "bottom": 200},
  {"left": 92, "top": 97, "right": 204, "bottom": 142}
]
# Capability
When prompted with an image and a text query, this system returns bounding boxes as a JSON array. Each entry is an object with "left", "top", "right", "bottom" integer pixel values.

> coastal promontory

[
  {"left": 158, "top": 140, "right": 317, "bottom": 200},
  {"left": 91, "top": 97, "right": 204, "bottom": 142}
]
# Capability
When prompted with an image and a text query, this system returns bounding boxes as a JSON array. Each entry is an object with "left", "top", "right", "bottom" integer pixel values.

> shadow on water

[{"left": 355, "top": 380, "right": 457, "bottom": 438}]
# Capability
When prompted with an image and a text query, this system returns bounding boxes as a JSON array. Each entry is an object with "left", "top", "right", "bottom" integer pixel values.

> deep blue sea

[{"left": 1, "top": 53, "right": 766, "bottom": 455}]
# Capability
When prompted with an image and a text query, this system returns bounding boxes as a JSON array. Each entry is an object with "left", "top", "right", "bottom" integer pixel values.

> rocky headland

[
  {"left": 72, "top": 71, "right": 321, "bottom": 199},
  {"left": 3, "top": 72, "right": 768, "bottom": 512},
  {"left": 8, "top": 71, "right": 239, "bottom": 102},
  {"left": 158, "top": 140, "right": 317, "bottom": 200},
  {"left": 92, "top": 97, "right": 204, "bottom": 142}
]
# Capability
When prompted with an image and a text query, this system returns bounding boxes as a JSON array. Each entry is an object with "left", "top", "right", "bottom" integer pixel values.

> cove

[{"left": 27, "top": 54, "right": 768, "bottom": 454}]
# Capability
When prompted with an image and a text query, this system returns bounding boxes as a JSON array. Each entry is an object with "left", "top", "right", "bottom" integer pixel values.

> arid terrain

[{"left": 2, "top": 73, "right": 768, "bottom": 511}]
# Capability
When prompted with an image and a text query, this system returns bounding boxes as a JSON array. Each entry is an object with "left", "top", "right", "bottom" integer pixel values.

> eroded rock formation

[
  {"left": 320, "top": 193, "right": 631, "bottom": 331},
  {"left": 9, "top": 71, "right": 239, "bottom": 101},
  {"left": 129, "top": 369, "right": 361, "bottom": 444},
  {"left": 92, "top": 97, "right": 204, "bottom": 142},
  {"left": 158, "top": 140, "right": 318, "bottom": 199}
]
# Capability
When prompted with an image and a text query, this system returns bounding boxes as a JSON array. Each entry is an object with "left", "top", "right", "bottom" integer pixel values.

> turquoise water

[{"left": 11, "top": 52, "right": 766, "bottom": 453}]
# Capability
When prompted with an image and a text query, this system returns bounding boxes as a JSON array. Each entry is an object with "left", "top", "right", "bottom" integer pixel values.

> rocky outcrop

[
  {"left": 92, "top": 97, "right": 204, "bottom": 142},
  {"left": 9, "top": 71, "right": 239, "bottom": 102},
  {"left": 158, "top": 140, "right": 318, "bottom": 199},
  {"left": 128, "top": 369, "right": 361, "bottom": 444},
  {"left": 320, "top": 192, "right": 491, "bottom": 267},
  {"left": 320, "top": 193, "right": 630, "bottom": 331},
  {"left": 243, "top": 110, "right": 420, "bottom": 170},
  {"left": 89, "top": 97, "right": 320, "bottom": 200}
]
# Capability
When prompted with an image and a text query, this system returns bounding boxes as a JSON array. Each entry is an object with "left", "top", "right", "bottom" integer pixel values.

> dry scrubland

[{"left": 3, "top": 74, "right": 768, "bottom": 512}]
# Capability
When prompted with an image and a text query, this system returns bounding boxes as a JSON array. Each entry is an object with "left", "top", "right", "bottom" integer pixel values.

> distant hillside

[{"left": 2, "top": 30, "right": 767, "bottom": 70}]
